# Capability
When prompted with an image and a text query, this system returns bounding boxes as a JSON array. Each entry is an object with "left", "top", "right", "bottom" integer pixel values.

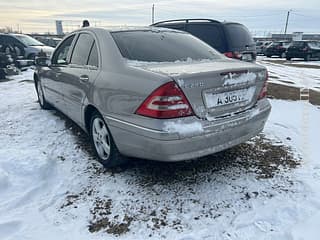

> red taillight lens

[
  {"left": 258, "top": 71, "right": 268, "bottom": 100},
  {"left": 224, "top": 51, "right": 241, "bottom": 59},
  {"left": 135, "top": 81, "right": 194, "bottom": 119},
  {"left": 224, "top": 52, "right": 234, "bottom": 58}
]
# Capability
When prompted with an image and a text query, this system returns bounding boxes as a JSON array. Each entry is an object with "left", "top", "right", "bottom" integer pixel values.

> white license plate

[
  {"left": 242, "top": 54, "right": 253, "bottom": 61},
  {"left": 204, "top": 87, "right": 255, "bottom": 108}
]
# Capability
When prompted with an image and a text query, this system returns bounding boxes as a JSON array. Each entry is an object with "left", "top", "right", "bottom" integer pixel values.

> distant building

[
  {"left": 254, "top": 33, "right": 320, "bottom": 42},
  {"left": 271, "top": 33, "right": 320, "bottom": 41},
  {"left": 55, "top": 20, "right": 64, "bottom": 35}
]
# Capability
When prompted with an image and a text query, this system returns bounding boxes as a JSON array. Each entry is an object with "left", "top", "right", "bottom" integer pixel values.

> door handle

[{"left": 79, "top": 75, "right": 89, "bottom": 82}]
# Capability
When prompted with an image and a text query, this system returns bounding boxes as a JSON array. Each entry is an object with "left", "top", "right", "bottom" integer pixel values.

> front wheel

[
  {"left": 90, "top": 112, "right": 127, "bottom": 168},
  {"left": 36, "top": 80, "right": 51, "bottom": 109}
]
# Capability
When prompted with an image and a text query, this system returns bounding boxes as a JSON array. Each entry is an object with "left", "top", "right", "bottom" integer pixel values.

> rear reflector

[
  {"left": 135, "top": 82, "right": 194, "bottom": 119},
  {"left": 258, "top": 71, "right": 268, "bottom": 100}
]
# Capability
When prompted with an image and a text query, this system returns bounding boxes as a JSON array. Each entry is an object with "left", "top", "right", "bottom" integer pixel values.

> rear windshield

[
  {"left": 14, "top": 35, "right": 44, "bottom": 46},
  {"left": 224, "top": 24, "right": 254, "bottom": 48},
  {"left": 291, "top": 41, "right": 304, "bottom": 47},
  {"left": 111, "top": 30, "right": 221, "bottom": 62},
  {"left": 308, "top": 42, "right": 320, "bottom": 48}
]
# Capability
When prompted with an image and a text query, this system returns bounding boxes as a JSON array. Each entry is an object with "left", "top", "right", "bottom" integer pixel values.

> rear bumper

[{"left": 105, "top": 99, "right": 271, "bottom": 162}]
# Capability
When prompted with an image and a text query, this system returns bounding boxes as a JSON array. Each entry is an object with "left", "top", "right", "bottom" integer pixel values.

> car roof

[
  {"left": 70, "top": 26, "right": 186, "bottom": 34},
  {"left": 152, "top": 18, "right": 221, "bottom": 26}
]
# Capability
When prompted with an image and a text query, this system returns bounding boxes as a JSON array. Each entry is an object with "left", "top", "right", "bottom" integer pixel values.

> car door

[
  {"left": 62, "top": 32, "right": 100, "bottom": 126},
  {"left": 43, "top": 34, "right": 76, "bottom": 110}
]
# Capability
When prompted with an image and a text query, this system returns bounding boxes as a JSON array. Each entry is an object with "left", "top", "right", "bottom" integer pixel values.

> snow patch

[
  {"left": 163, "top": 120, "right": 204, "bottom": 136},
  {"left": 223, "top": 72, "right": 256, "bottom": 86}
]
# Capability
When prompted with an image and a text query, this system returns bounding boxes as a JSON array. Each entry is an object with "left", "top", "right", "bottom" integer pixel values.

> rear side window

[
  {"left": 111, "top": 30, "right": 221, "bottom": 62},
  {"left": 87, "top": 42, "right": 99, "bottom": 67},
  {"left": 187, "top": 24, "right": 226, "bottom": 52},
  {"left": 224, "top": 24, "right": 254, "bottom": 48},
  {"left": 71, "top": 33, "right": 94, "bottom": 65}
]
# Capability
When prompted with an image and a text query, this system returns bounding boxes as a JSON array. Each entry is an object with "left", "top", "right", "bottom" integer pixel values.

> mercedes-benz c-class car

[{"left": 34, "top": 27, "right": 271, "bottom": 167}]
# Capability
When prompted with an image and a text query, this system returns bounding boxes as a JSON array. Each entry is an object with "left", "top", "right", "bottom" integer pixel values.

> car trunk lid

[{"left": 136, "top": 59, "right": 267, "bottom": 120}]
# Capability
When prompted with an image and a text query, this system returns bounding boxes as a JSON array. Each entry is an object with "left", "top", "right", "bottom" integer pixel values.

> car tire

[
  {"left": 35, "top": 79, "right": 51, "bottom": 109},
  {"left": 0, "top": 68, "right": 6, "bottom": 80},
  {"left": 304, "top": 54, "right": 311, "bottom": 61},
  {"left": 286, "top": 56, "right": 291, "bottom": 61},
  {"left": 281, "top": 52, "right": 286, "bottom": 58},
  {"left": 28, "top": 53, "right": 36, "bottom": 60},
  {"left": 89, "top": 111, "right": 127, "bottom": 168},
  {"left": 266, "top": 55, "right": 272, "bottom": 58}
]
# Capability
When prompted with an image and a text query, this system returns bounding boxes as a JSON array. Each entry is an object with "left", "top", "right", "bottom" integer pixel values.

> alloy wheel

[{"left": 92, "top": 118, "right": 111, "bottom": 160}]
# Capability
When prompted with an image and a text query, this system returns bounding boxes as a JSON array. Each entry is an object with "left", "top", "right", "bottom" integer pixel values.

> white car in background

[{"left": 0, "top": 33, "right": 54, "bottom": 59}]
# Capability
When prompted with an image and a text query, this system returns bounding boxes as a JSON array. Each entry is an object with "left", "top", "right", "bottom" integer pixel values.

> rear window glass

[
  {"left": 160, "top": 24, "right": 185, "bottom": 31},
  {"left": 186, "top": 24, "right": 226, "bottom": 52},
  {"left": 291, "top": 41, "right": 304, "bottom": 47},
  {"left": 111, "top": 30, "right": 221, "bottom": 62},
  {"left": 308, "top": 42, "right": 320, "bottom": 48},
  {"left": 224, "top": 24, "right": 254, "bottom": 48}
]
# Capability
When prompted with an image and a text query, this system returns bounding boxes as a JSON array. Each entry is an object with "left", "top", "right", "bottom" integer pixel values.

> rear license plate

[
  {"left": 242, "top": 54, "right": 253, "bottom": 61},
  {"left": 204, "top": 87, "right": 255, "bottom": 108}
]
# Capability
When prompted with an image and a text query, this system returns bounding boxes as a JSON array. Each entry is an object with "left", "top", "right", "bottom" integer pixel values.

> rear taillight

[
  {"left": 224, "top": 51, "right": 242, "bottom": 59},
  {"left": 135, "top": 82, "right": 194, "bottom": 119},
  {"left": 258, "top": 71, "right": 268, "bottom": 100},
  {"left": 224, "top": 52, "right": 233, "bottom": 58}
]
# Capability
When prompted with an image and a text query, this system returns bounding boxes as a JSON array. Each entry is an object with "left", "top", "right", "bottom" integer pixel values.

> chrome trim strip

[{"left": 104, "top": 116, "right": 165, "bottom": 134}]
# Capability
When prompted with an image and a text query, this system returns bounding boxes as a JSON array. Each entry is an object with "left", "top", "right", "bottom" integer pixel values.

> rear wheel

[
  {"left": 35, "top": 80, "right": 51, "bottom": 109},
  {"left": 266, "top": 54, "right": 272, "bottom": 58},
  {"left": 89, "top": 112, "right": 127, "bottom": 168},
  {"left": 304, "top": 54, "right": 311, "bottom": 61},
  {"left": 286, "top": 56, "right": 291, "bottom": 61}
]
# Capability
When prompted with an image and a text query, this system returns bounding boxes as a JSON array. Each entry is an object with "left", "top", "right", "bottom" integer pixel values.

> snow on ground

[
  {"left": 0, "top": 69, "right": 320, "bottom": 240},
  {"left": 257, "top": 56, "right": 320, "bottom": 91}
]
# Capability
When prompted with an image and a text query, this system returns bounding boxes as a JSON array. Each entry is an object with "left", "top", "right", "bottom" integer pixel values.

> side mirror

[{"left": 35, "top": 57, "right": 50, "bottom": 67}]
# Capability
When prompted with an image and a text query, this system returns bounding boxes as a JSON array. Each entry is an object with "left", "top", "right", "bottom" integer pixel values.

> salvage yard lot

[{"left": 0, "top": 63, "right": 320, "bottom": 240}]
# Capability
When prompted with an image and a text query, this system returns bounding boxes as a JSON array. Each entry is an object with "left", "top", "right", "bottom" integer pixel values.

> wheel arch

[
  {"left": 84, "top": 104, "right": 100, "bottom": 133},
  {"left": 34, "top": 73, "right": 39, "bottom": 89}
]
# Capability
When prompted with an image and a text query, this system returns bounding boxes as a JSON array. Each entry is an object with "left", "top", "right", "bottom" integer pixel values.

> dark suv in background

[
  {"left": 286, "top": 40, "right": 320, "bottom": 61},
  {"left": 152, "top": 19, "right": 256, "bottom": 62},
  {"left": 265, "top": 41, "right": 291, "bottom": 58}
]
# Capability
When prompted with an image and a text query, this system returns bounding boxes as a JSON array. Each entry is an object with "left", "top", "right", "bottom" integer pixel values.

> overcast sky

[{"left": 1, "top": 0, "right": 319, "bottom": 35}]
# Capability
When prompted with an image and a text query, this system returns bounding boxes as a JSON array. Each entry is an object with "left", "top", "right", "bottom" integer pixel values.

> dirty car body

[{"left": 34, "top": 27, "right": 271, "bottom": 165}]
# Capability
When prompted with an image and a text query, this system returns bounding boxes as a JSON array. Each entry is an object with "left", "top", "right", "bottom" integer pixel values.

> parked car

[
  {"left": 286, "top": 40, "right": 320, "bottom": 61},
  {"left": 151, "top": 19, "right": 257, "bottom": 62},
  {"left": 265, "top": 41, "right": 291, "bottom": 58},
  {"left": 35, "top": 36, "right": 62, "bottom": 48},
  {"left": 34, "top": 27, "right": 271, "bottom": 167},
  {"left": 0, "top": 33, "right": 54, "bottom": 59},
  {"left": 256, "top": 41, "right": 272, "bottom": 55}
]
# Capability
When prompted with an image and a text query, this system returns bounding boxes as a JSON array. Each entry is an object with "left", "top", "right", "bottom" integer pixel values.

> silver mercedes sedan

[{"left": 34, "top": 27, "right": 271, "bottom": 167}]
